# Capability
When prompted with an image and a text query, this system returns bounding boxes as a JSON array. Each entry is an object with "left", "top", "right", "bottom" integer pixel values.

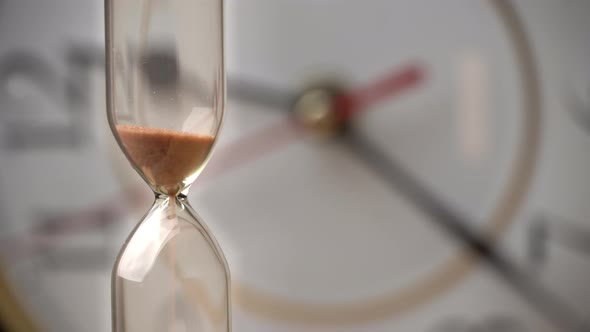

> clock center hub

[{"left": 292, "top": 84, "right": 351, "bottom": 137}]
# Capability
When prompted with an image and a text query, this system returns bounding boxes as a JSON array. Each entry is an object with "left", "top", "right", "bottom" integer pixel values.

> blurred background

[{"left": 1, "top": 0, "right": 590, "bottom": 331}]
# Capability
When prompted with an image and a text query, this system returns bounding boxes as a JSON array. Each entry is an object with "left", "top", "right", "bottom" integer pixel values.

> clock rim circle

[
  {"left": 0, "top": 0, "right": 542, "bottom": 329},
  {"left": 230, "top": 0, "right": 542, "bottom": 325}
]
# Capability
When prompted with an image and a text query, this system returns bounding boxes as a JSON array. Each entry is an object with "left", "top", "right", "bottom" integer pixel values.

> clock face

[
  {"left": 0, "top": 1, "right": 590, "bottom": 332},
  {"left": 194, "top": 0, "right": 541, "bottom": 328}
]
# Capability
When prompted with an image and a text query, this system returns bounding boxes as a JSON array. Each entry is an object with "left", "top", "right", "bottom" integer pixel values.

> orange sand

[{"left": 116, "top": 125, "right": 214, "bottom": 195}]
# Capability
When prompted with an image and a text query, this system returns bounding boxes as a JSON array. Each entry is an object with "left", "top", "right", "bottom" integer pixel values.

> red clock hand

[
  {"left": 336, "top": 64, "right": 424, "bottom": 121},
  {"left": 201, "top": 119, "right": 305, "bottom": 180},
  {"left": 202, "top": 63, "right": 425, "bottom": 180}
]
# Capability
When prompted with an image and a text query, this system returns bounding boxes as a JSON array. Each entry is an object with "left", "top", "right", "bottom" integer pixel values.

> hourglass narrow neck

[{"left": 155, "top": 191, "right": 191, "bottom": 202}]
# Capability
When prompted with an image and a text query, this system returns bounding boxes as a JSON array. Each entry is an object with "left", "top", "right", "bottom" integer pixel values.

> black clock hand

[
  {"left": 228, "top": 76, "right": 297, "bottom": 111},
  {"left": 343, "top": 128, "right": 589, "bottom": 332}
]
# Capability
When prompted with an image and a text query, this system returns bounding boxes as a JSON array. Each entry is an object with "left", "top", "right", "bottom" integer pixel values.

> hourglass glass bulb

[
  {"left": 105, "top": 0, "right": 230, "bottom": 331},
  {"left": 106, "top": 0, "right": 224, "bottom": 195}
]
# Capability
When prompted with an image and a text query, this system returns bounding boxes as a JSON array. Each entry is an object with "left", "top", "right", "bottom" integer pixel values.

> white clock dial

[
  {"left": 189, "top": 0, "right": 556, "bottom": 330},
  {"left": 0, "top": 1, "right": 589, "bottom": 332}
]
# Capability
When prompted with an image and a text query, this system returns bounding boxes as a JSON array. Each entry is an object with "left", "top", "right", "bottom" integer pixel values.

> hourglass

[{"left": 104, "top": 0, "right": 230, "bottom": 331}]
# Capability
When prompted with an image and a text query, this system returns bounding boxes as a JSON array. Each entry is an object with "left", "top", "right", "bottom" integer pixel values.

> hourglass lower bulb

[{"left": 105, "top": 0, "right": 230, "bottom": 331}]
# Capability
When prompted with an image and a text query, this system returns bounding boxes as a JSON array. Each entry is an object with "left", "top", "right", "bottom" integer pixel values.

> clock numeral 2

[{"left": 0, "top": 44, "right": 103, "bottom": 150}]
